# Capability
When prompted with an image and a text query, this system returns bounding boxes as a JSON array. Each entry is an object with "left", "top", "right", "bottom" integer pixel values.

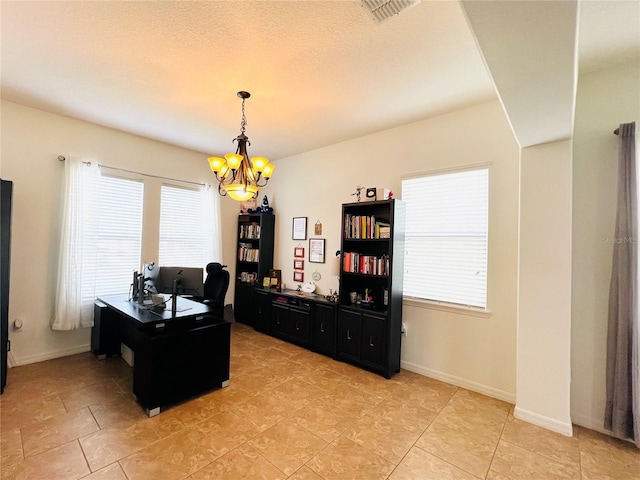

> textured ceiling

[{"left": 1, "top": 1, "right": 638, "bottom": 161}]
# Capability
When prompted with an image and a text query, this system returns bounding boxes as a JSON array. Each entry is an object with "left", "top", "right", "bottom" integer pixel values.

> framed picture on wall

[
  {"left": 294, "top": 271, "right": 304, "bottom": 282},
  {"left": 294, "top": 259, "right": 304, "bottom": 270},
  {"left": 309, "top": 238, "right": 325, "bottom": 263},
  {"left": 294, "top": 246, "right": 305, "bottom": 258},
  {"left": 292, "top": 217, "right": 307, "bottom": 240}
]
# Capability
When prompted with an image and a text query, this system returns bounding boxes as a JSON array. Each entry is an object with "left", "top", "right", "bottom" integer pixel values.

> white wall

[
  {"left": 264, "top": 100, "right": 520, "bottom": 401},
  {"left": 517, "top": 140, "right": 573, "bottom": 435},
  {"left": 571, "top": 61, "right": 640, "bottom": 431},
  {"left": 1, "top": 101, "right": 237, "bottom": 365}
]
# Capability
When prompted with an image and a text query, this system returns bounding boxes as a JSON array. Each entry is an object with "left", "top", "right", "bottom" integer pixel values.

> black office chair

[{"left": 202, "top": 263, "right": 230, "bottom": 320}]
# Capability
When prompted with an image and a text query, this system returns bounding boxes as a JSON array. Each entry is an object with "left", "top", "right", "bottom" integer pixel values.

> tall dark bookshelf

[
  {"left": 337, "top": 199, "right": 405, "bottom": 378},
  {"left": 233, "top": 213, "right": 275, "bottom": 325}
]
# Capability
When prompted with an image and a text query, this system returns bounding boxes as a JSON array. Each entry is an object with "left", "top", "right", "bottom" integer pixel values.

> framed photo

[
  {"left": 294, "top": 246, "right": 305, "bottom": 258},
  {"left": 309, "top": 238, "right": 326, "bottom": 263},
  {"left": 293, "top": 271, "right": 304, "bottom": 282},
  {"left": 292, "top": 217, "right": 307, "bottom": 240},
  {"left": 294, "top": 259, "right": 304, "bottom": 270}
]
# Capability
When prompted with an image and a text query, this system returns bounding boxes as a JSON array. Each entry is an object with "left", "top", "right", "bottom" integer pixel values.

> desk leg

[{"left": 146, "top": 407, "right": 161, "bottom": 417}]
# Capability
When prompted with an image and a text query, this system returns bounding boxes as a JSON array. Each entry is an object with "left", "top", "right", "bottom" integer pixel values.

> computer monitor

[{"left": 154, "top": 266, "right": 204, "bottom": 297}]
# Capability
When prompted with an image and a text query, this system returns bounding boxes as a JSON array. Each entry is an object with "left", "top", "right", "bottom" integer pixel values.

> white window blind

[
  {"left": 159, "top": 184, "right": 209, "bottom": 269},
  {"left": 402, "top": 168, "right": 489, "bottom": 308},
  {"left": 83, "top": 175, "right": 144, "bottom": 300}
]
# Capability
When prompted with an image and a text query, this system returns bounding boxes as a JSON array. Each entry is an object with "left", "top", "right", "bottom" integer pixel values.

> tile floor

[{"left": 1, "top": 322, "right": 639, "bottom": 480}]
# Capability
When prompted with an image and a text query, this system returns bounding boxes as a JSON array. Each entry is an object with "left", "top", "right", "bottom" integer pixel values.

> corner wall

[
  {"left": 263, "top": 100, "right": 520, "bottom": 400},
  {"left": 571, "top": 61, "right": 640, "bottom": 431},
  {"left": 0, "top": 101, "right": 236, "bottom": 365}
]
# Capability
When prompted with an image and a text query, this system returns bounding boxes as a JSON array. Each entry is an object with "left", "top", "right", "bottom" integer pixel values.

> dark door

[
  {"left": 337, "top": 309, "right": 361, "bottom": 361},
  {"left": 1, "top": 179, "right": 13, "bottom": 394},
  {"left": 361, "top": 313, "right": 385, "bottom": 368}
]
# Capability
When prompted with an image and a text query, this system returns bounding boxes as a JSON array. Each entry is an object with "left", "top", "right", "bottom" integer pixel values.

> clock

[
  {"left": 365, "top": 188, "right": 377, "bottom": 201},
  {"left": 312, "top": 271, "right": 321, "bottom": 281}
]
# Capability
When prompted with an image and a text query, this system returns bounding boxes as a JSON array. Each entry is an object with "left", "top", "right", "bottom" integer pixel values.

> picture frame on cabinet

[
  {"left": 294, "top": 259, "right": 304, "bottom": 270},
  {"left": 309, "top": 238, "right": 325, "bottom": 263},
  {"left": 292, "top": 217, "right": 307, "bottom": 240}
]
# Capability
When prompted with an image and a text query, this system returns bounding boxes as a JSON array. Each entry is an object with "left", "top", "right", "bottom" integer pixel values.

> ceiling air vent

[{"left": 361, "top": 0, "right": 421, "bottom": 24}]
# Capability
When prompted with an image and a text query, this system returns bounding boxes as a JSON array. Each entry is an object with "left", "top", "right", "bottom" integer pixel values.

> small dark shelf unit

[
  {"left": 337, "top": 199, "right": 405, "bottom": 378},
  {"left": 233, "top": 213, "right": 275, "bottom": 325}
]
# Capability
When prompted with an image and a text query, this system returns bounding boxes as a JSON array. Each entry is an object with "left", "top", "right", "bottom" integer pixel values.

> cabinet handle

[
  {"left": 369, "top": 336, "right": 374, "bottom": 347},
  {"left": 320, "top": 323, "right": 325, "bottom": 333},
  {"left": 295, "top": 321, "right": 300, "bottom": 331},
  {"left": 347, "top": 329, "right": 351, "bottom": 340}
]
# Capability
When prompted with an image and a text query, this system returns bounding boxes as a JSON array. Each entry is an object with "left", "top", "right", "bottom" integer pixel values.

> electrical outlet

[{"left": 13, "top": 318, "right": 24, "bottom": 331}]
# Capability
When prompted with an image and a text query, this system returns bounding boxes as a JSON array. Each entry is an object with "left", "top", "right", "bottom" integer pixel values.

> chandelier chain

[{"left": 240, "top": 97, "right": 247, "bottom": 135}]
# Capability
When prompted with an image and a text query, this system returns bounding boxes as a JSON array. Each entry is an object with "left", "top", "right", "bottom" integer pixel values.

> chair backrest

[{"left": 203, "top": 262, "right": 230, "bottom": 304}]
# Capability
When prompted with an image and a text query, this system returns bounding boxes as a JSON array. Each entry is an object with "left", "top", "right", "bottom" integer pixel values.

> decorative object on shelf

[
  {"left": 315, "top": 220, "right": 322, "bottom": 235},
  {"left": 294, "top": 246, "right": 305, "bottom": 257},
  {"left": 312, "top": 270, "right": 321, "bottom": 281},
  {"left": 269, "top": 269, "right": 282, "bottom": 291},
  {"left": 309, "top": 238, "right": 326, "bottom": 263},
  {"left": 207, "top": 91, "right": 275, "bottom": 201},
  {"left": 294, "top": 259, "right": 304, "bottom": 270},
  {"left": 294, "top": 271, "right": 304, "bottom": 282},
  {"left": 240, "top": 198, "right": 257, "bottom": 214},
  {"left": 292, "top": 217, "right": 307, "bottom": 240},
  {"left": 351, "top": 185, "right": 364, "bottom": 202},
  {"left": 256, "top": 195, "right": 273, "bottom": 214},
  {"left": 301, "top": 281, "right": 316, "bottom": 293}
]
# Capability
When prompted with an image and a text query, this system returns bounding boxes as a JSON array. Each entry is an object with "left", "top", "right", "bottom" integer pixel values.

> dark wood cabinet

[
  {"left": 256, "top": 289, "right": 337, "bottom": 357},
  {"left": 233, "top": 214, "right": 275, "bottom": 325},
  {"left": 313, "top": 302, "right": 336, "bottom": 357},
  {"left": 337, "top": 199, "right": 405, "bottom": 378}
]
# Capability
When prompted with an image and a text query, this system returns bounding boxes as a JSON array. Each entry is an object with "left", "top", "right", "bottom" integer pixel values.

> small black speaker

[{"left": 365, "top": 188, "right": 377, "bottom": 201}]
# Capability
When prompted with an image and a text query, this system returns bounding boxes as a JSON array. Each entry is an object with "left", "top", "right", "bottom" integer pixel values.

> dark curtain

[{"left": 605, "top": 121, "right": 638, "bottom": 447}]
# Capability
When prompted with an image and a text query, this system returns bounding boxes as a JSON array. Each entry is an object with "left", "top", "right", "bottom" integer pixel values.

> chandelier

[{"left": 208, "top": 91, "right": 275, "bottom": 201}]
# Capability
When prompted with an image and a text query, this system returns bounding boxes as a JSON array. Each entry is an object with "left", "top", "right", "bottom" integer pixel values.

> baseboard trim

[
  {"left": 514, "top": 406, "right": 573, "bottom": 436},
  {"left": 400, "top": 360, "right": 516, "bottom": 404},
  {"left": 9, "top": 344, "right": 91, "bottom": 366}
]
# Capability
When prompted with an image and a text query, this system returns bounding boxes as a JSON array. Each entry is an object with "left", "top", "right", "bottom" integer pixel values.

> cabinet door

[
  {"left": 271, "top": 302, "right": 289, "bottom": 338},
  {"left": 289, "top": 306, "right": 311, "bottom": 346},
  {"left": 313, "top": 303, "right": 335, "bottom": 356},
  {"left": 337, "top": 309, "right": 361, "bottom": 361},
  {"left": 254, "top": 290, "right": 271, "bottom": 334},
  {"left": 234, "top": 283, "right": 256, "bottom": 326},
  {"left": 360, "top": 313, "right": 385, "bottom": 368}
]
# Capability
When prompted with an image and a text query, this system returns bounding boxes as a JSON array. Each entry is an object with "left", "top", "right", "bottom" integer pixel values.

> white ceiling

[{"left": 1, "top": 1, "right": 638, "bottom": 160}]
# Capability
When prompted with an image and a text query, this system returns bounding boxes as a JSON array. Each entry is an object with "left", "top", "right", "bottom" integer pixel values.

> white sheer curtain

[
  {"left": 201, "top": 183, "right": 223, "bottom": 263},
  {"left": 51, "top": 158, "right": 100, "bottom": 330}
]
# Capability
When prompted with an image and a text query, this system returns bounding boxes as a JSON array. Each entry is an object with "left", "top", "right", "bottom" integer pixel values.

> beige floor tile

[
  {"left": 345, "top": 414, "right": 423, "bottom": 464},
  {"left": 1, "top": 440, "right": 89, "bottom": 480},
  {"left": 486, "top": 470, "right": 514, "bottom": 480},
  {"left": 270, "top": 377, "right": 326, "bottom": 409},
  {"left": 21, "top": 407, "right": 99, "bottom": 457},
  {"left": 0, "top": 427, "right": 23, "bottom": 467},
  {"left": 368, "top": 396, "right": 438, "bottom": 434},
  {"left": 578, "top": 427, "right": 640, "bottom": 480},
  {"left": 300, "top": 366, "right": 350, "bottom": 392},
  {"left": 321, "top": 384, "right": 383, "bottom": 417},
  {"left": 232, "top": 389, "right": 301, "bottom": 431},
  {"left": 119, "top": 427, "right": 211, "bottom": 480},
  {"left": 232, "top": 366, "right": 288, "bottom": 396},
  {"left": 431, "top": 406, "right": 505, "bottom": 442},
  {"left": 388, "top": 446, "right": 480, "bottom": 480},
  {"left": 81, "top": 463, "right": 129, "bottom": 480},
  {"left": 79, "top": 418, "right": 162, "bottom": 472},
  {"left": 59, "top": 379, "right": 126, "bottom": 412},
  {"left": 388, "top": 379, "right": 457, "bottom": 413},
  {"left": 500, "top": 417, "right": 580, "bottom": 466},
  {"left": 490, "top": 440, "right": 580, "bottom": 480},
  {"left": 0, "top": 393, "right": 67, "bottom": 430},
  {"left": 249, "top": 419, "right": 327, "bottom": 475},
  {"left": 416, "top": 418, "right": 498, "bottom": 477},
  {"left": 306, "top": 436, "right": 395, "bottom": 480},
  {"left": 200, "top": 382, "right": 253, "bottom": 412},
  {"left": 89, "top": 395, "right": 148, "bottom": 429},
  {"left": 194, "top": 410, "right": 259, "bottom": 460},
  {"left": 448, "top": 389, "right": 511, "bottom": 421},
  {"left": 191, "top": 443, "right": 287, "bottom": 480},
  {"left": 286, "top": 466, "right": 325, "bottom": 480},
  {"left": 289, "top": 399, "right": 361, "bottom": 443}
]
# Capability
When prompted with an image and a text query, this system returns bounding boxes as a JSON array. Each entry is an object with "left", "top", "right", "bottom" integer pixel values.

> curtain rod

[{"left": 57, "top": 155, "right": 206, "bottom": 187}]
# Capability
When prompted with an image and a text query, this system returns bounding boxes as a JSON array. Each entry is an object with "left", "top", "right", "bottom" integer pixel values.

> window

[
  {"left": 83, "top": 174, "right": 144, "bottom": 300},
  {"left": 402, "top": 167, "right": 489, "bottom": 308},
  {"left": 159, "top": 184, "right": 211, "bottom": 269}
]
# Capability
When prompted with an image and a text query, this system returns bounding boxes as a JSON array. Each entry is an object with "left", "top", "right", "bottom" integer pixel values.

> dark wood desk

[{"left": 91, "top": 294, "right": 230, "bottom": 416}]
